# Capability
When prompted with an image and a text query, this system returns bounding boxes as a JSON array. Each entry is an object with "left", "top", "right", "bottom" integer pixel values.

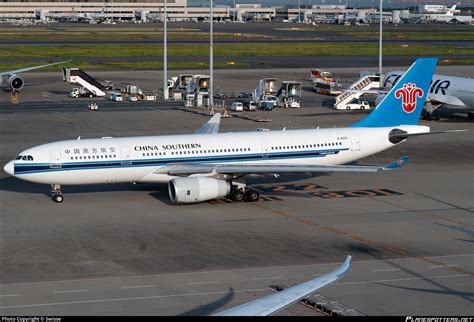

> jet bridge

[
  {"left": 62, "top": 68, "right": 108, "bottom": 97},
  {"left": 333, "top": 74, "right": 380, "bottom": 110}
]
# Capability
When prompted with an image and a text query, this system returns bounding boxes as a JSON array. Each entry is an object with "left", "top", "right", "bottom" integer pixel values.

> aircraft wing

[
  {"left": 428, "top": 93, "right": 466, "bottom": 107},
  {"left": 0, "top": 59, "right": 72, "bottom": 76},
  {"left": 194, "top": 113, "right": 221, "bottom": 134},
  {"left": 156, "top": 156, "right": 409, "bottom": 176},
  {"left": 214, "top": 256, "right": 352, "bottom": 316}
]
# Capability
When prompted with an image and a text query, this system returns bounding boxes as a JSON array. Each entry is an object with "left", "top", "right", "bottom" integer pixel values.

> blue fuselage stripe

[{"left": 14, "top": 148, "right": 348, "bottom": 175}]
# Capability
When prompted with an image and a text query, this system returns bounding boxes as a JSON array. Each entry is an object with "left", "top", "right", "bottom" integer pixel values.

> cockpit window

[
  {"left": 20, "top": 155, "right": 33, "bottom": 161},
  {"left": 15, "top": 155, "right": 23, "bottom": 160}
]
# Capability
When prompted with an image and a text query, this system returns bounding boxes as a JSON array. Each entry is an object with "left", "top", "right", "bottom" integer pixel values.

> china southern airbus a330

[{"left": 4, "top": 58, "right": 455, "bottom": 204}]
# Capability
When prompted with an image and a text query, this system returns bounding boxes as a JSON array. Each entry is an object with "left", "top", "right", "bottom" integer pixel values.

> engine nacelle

[
  {"left": 168, "top": 177, "right": 231, "bottom": 204},
  {"left": 3, "top": 74, "right": 24, "bottom": 91}
]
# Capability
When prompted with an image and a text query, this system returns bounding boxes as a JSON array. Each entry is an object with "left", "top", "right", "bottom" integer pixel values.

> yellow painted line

[
  {"left": 382, "top": 245, "right": 408, "bottom": 255},
  {"left": 321, "top": 227, "right": 346, "bottom": 235},
  {"left": 448, "top": 266, "right": 474, "bottom": 276},
  {"left": 350, "top": 236, "right": 377, "bottom": 245},
  {"left": 271, "top": 210, "right": 292, "bottom": 218},
  {"left": 296, "top": 218, "right": 316, "bottom": 226}
]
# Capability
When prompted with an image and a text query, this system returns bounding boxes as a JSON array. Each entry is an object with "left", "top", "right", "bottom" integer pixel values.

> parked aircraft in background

[
  {"left": 4, "top": 58, "right": 461, "bottom": 204},
  {"left": 383, "top": 71, "right": 474, "bottom": 120},
  {"left": 0, "top": 60, "right": 71, "bottom": 92},
  {"left": 214, "top": 256, "right": 351, "bottom": 316}
]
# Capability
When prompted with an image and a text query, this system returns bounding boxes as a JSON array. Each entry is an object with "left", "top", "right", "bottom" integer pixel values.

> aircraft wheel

[
  {"left": 245, "top": 190, "right": 260, "bottom": 202},
  {"left": 360, "top": 106, "right": 365, "bottom": 110},
  {"left": 231, "top": 190, "right": 244, "bottom": 202},
  {"left": 52, "top": 194, "right": 64, "bottom": 203}
]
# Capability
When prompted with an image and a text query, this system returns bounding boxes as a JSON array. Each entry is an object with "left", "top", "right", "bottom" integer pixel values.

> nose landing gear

[{"left": 51, "top": 184, "right": 64, "bottom": 203}]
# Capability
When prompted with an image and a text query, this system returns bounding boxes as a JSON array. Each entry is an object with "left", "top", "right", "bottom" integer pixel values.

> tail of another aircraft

[
  {"left": 446, "top": 5, "right": 456, "bottom": 17},
  {"left": 351, "top": 58, "right": 437, "bottom": 128}
]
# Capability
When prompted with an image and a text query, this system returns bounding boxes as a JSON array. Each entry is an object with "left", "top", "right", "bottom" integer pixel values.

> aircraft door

[
  {"left": 261, "top": 142, "right": 269, "bottom": 158},
  {"left": 350, "top": 134, "right": 361, "bottom": 151},
  {"left": 50, "top": 149, "right": 61, "bottom": 169},
  {"left": 120, "top": 146, "right": 132, "bottom": 165}
]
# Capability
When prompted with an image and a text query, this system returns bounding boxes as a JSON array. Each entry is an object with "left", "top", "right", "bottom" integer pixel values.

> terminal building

[{"left": 0, "top": 1, "right": 471, "bottom": 24}]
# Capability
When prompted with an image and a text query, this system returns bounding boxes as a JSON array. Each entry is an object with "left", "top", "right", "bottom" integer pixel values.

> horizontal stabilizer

[{"left": 383, "top": 156, "right": 409, "bottom": 170}]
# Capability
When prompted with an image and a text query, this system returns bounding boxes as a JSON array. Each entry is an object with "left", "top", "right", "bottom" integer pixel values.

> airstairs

[
  {"left": 334, "top": 74, "right": 380, "bottom": 110},
  {"left": 62, "top": 68, "right": 107, "bottom": 97}
]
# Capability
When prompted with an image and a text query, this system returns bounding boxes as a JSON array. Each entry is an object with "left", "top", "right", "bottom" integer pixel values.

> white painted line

[
  {"left": 187, "top": 281, "right": 221, "bottom": 285},
  {"left": 54, "top": 289, "right": 88, "bottom": 294},
  {"left": 0, "top": 288, "right": 268, "bottom": 309},
  {"left": 251, "top": 276, "right": 283, "bottom": 281},
  {"left": 335, "top": 274, "right": 468, "bottom": 287},
  {"left": 122, "top": 285, "right": 156, "bottom": 289},
  {"left": 429, "top": 265, "right": 444, "bottom": 268},
  {"left": 448, "top": 265, "right": 458, "bottom": 267},
  {"left": 372, "top": 268, "right": 401, "bottom": 273},
  {"left": 0, "top": 274, "right": 469, "bottom": 310},
  {"left": 1, "top": 253, "right": 472, "bottom": 287},
  {"left": 0, "top": 294, "right": 20, "bottom": 297},
  {"left": 312, "top": 274, "right": 324, "bottom": 277}
]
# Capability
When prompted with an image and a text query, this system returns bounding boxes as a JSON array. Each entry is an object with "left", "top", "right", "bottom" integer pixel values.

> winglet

[
  {"left": 214, "top": 255, "right": 352, "bottom": 316},
  {"left": 194, "top": 113, "right": 221, "bottom": 135},
  {"left": 383, "top": 156, "right": 409, "bottom": 170}
]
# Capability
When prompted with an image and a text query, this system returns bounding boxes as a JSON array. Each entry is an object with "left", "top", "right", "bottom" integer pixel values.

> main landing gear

[
  {"left": 51, "top": 184, "right": 64, "bottom": 203},
  {"left": 230, "top": 186, "right": 260, "bottom": 202}
]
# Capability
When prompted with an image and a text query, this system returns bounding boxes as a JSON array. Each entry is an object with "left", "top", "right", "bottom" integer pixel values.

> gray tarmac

[{"left": 0, "top": 67, "right": 473, "bottom": 316}]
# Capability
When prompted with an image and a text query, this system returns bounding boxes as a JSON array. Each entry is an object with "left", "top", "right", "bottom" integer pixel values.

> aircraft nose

[{"left": 3, "top": 161, "right": 14, "bottom": 176}]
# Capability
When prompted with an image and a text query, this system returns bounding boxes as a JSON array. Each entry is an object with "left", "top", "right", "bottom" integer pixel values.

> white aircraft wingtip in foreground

[
  {"left": 214, "top": 255, "right": 352, "bottom": 316},
  {"left": 4, "top": 58, "right": 462, "bottom": 204}
]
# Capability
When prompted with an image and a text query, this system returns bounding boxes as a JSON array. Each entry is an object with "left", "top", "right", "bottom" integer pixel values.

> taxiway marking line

[
  {"left": 0, "top": 254, "right": 472, "bottom": 287},
  {"left": 321, "top": 227, "right": 346, "bottom": 235},
  {"left": 0, "top": 288, "right": 269, "bottom": 309},
  {"left": 0, "top": 294, "right": 20, "bottom": 297},
  {"left": 54, "top": 289, "right": 88, "bottom": 294},
  {"left": 187, "top": 281, "right": 221, "bottom": 285},
  {"left": 122, "top": 285, "right": 156, "bottom": 289},
  {"left": 335, "top": 273, "right": 469, "bottom": 286},
  {"left": 251, "top": 276, "right": 283, "bottom": 281},
  {"left": 381, "top": 245, "right": 408, "bottom": 255},
  {"left": 372, "top": 269, "right": 401, "bottom": 273},
  {"left": 350, "top": 236, "right": 377, "bottom": 245},
  {"left": 0, "top": 274, "right": 468, "bottom": 310}
]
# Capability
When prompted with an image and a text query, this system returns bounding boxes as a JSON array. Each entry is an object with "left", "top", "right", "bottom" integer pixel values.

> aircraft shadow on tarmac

[
  {"left": 363, "top": 248, "right": 473, "bottom": 304},
  {"left": 179, "top": 287, "right": 235, "bottom": 316},
  {"left": 0, "top": 174, "right": 325, "bottom": 204}
]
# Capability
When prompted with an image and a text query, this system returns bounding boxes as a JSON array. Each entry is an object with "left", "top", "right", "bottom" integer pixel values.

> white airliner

[
  {"left": 3, "top": 58, "right": 454, "bottom": 204},
  {"left": 383, "top": 71, "right": 474, "bottom": 120},
  {"left": 214, "top": 256, "right": 351, "bottom": 316},
  {"left": 0, "top": 60, "right": 71, "bottom": 92}
]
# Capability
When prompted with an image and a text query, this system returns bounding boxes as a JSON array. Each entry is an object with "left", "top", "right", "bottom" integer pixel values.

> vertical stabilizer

[{"left": 351, "top": 58, "right": 437, "bottom": 127}]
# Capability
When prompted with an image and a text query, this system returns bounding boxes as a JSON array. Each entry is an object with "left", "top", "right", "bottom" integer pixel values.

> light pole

[
  {"left": 378, "top": 0, "right": 383, "bottom": 77},
  {"left": 209, "top": 0, "right": 214, "bottom": 108},
  {"left": 163, "top": 0, "right": 168, "bottom": 100},
  {"left": 298, "top": 0, "right": 301, "bottom": 23}
]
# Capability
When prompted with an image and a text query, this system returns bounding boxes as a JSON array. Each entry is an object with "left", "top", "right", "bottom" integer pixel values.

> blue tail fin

[{"left": 351, "top": 58, "right": 437, "bottom": 127}]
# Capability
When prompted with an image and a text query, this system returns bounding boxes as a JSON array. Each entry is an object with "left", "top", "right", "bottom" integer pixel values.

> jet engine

[
  {"left": 3, "top": 74, "right": 24, "bottom": 91},
  {"left": 168, "top": 177, "right": 231, "bottom": 204}
]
